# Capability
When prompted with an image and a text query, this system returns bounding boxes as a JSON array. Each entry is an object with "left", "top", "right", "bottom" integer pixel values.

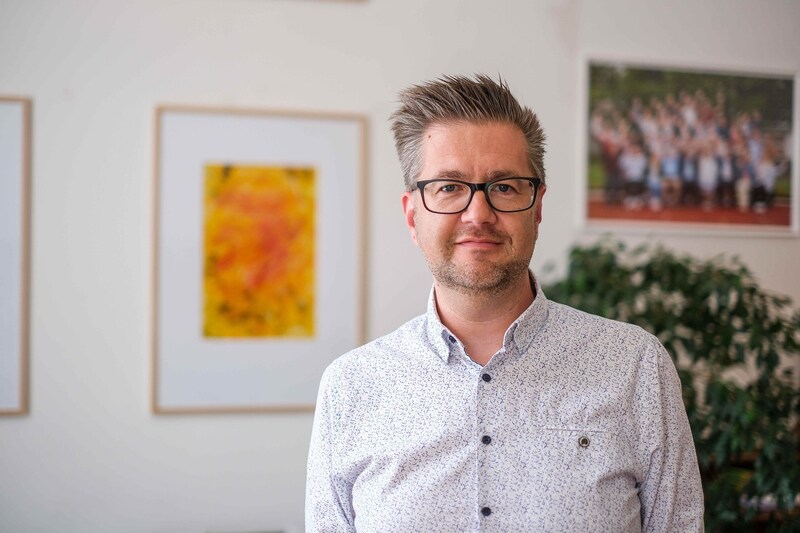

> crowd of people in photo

[{"left": 590, "top": 89, "right": 791, "bottom": 214}]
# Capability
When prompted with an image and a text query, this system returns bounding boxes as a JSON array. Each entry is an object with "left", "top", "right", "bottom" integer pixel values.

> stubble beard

[{"left": 421, "top": 229, "right": 534, "bottom": 297}]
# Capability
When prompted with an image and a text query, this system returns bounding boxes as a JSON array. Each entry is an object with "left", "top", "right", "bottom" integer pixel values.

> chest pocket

[
  {"left": 526, "top": 428, "right": 636, "bottom": 487},
  {"left": 510, "top": 427, "right": 642, "bottom": 529}
]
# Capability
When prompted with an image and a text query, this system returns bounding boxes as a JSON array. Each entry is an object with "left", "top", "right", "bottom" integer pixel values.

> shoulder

[
  {"left": 545, "top": 299, "right": 652, "bottom": 339},
  {"left": 543, "top": 300, "right": 665, "bottom": 365},
  {"left": 321, "top": 313, "right": 429, "bottom": 387},
  {"left": 316, "top": 313, "right": 435, "bottom": 424}
]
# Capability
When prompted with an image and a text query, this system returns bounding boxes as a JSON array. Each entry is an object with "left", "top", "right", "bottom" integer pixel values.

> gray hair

[{"left": 390, "top": 74, "right": 546, "bottom": 191}]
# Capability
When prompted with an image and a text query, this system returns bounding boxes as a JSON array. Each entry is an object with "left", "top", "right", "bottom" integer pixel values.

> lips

[
  {"left": 456, "top": 239, "right": 500, "bottom": 246},
  {"left": 452, "top": 232, "right": 506, "bottom": 247}
]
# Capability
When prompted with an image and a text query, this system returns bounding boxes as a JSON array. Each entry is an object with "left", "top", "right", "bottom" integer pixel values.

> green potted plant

[{"left": 544, "top": 239, "right": 800, "bottom": 531}]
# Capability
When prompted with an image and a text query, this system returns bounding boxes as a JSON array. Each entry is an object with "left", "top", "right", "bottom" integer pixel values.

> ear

[
  {"left": 534, "top": 185, "right": 546, "bottom": 224},
  {"left": 401, "top": 191, "right": 419, "bottom": 246}
]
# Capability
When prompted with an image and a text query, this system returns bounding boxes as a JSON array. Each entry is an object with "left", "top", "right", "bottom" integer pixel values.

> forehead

[{"left": 419, "top": 121, "right": 530, "bottom": 179}]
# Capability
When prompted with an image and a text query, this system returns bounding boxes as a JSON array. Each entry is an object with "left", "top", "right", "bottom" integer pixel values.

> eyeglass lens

[{"left": 421, "top": 178, "right": 537, "bottom": 213}]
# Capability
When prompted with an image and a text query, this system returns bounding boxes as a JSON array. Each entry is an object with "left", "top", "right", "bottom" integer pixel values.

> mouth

[{"left": 454, "top": 238, "right": 503, "bottom": 249}]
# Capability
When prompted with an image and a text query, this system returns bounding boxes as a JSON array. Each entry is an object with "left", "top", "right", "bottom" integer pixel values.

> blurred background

[{"left": 0, "top": 0, "right": 798, "bottom": 531}]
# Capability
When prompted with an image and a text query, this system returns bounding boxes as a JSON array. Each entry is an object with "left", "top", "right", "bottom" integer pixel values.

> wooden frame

[
  {"left": 0, "top": 96, "right": 31, "bottom": 416},
  {"left": 152, "top": 105, "right": 367, "bottom": 414},
  {"left": 579, "top": 57, "right": 798, "bottom": 236}
]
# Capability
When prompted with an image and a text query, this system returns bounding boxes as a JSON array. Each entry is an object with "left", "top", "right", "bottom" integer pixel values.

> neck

[{"left": 434, "top": 272, "right": 535, "bottom": 366}]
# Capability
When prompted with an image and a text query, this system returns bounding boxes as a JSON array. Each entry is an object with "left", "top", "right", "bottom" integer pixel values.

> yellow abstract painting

[{"left": 203, "top": 164, "right": 315, "bottom": 338}]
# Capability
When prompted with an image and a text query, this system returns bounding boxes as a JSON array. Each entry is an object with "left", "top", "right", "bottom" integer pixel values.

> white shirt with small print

[{"left": 306, "top": 281, "right": 704, "bottom": 532}]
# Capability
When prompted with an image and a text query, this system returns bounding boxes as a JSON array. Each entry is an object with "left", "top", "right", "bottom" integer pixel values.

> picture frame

[
  {"left": 152, "top": 105, "right": 367, "bottom": 414},
  {"left": 0, "top": 96, "right": 31, "bottom": 416},
  {"left": 579, "top": 57, "right": 798, "bottom": 236}
]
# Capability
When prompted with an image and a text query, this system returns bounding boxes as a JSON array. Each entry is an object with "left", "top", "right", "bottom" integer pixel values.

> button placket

[{"left": 476, "top": 366, "right": 499, "bottom": 525}]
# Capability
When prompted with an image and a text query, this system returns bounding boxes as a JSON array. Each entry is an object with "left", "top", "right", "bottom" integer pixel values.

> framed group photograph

[
  {"left": 152, "top": 106, "right": 367, "bottom": 413},
  {"left": 0, "top": 96, "right": 31, "bottom": 416},
  {"left": 582, "top": 58, "right": 798, "bottom": 235}
]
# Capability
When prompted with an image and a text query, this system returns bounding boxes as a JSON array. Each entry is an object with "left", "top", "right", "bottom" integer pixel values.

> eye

[
  {"left": 492, "top": 181, "right": 520, "bottom": 194},
  {"left": 430, "top": 181, "right": 467, "bottom": 195}
]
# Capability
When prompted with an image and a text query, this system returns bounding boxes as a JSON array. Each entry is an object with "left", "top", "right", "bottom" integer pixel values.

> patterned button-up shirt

[{"left": 306, "top": 283, "right": 704, "bottom": 532}]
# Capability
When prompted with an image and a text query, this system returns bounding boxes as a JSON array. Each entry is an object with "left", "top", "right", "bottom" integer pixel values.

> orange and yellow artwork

[{"left": 203, "top": 164, "right": 315, "bottom": 338}]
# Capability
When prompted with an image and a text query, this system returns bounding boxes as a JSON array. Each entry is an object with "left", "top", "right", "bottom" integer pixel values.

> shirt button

[
  {"left": 482, "top": 435, "right": 492, "bottom": 445},
  {"left": 481, "top": 506, "right": 492, "bottom": 516},
  {"left": 448, "top": 335, "right": 456, "bottom": 343},
  {"left": 482, "top": 373, "right": 492, "bottom": 382}
]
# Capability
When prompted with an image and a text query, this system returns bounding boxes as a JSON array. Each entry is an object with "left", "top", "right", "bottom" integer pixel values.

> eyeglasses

[{"left": 415, "top": 177, "right": 542, "bottom": 214}]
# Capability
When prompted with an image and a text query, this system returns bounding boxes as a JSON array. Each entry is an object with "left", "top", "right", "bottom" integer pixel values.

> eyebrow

[
  {"left": 431, "top": 169, "right": 520, "bottom": 181},
  {"left": 487, "top": 170, "right": 519, "bottom": 180}
]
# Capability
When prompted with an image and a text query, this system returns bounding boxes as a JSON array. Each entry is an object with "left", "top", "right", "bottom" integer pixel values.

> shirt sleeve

[
  {"left": 638, "top": 339, "right": 705, "bottom": 532},
  {"left": 305, "top": 366, "right": 356, "bottom": 533}
]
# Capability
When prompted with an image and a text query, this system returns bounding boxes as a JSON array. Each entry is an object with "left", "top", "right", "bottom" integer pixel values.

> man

[{"left": 306, "top": 74, "right": 704, "bottom": 532}]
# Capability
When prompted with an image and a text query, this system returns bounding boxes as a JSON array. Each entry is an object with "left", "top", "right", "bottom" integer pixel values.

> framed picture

[
  {"left": 152, "top": 106, "right": 367, "bottom": 414},
  {"left": 0, "top": 96, "right": 31, "bottom": 416},
  {"left": 581, "top": 58, "right": 798, "bottom": 235}
]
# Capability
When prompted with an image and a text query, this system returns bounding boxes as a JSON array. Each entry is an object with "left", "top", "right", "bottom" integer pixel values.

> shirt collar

[
  {"left": 424, "top": 287, "right": 454, "bottom": 362},
  {"left": 423, "top": 272, "right": 550, "bottom": 363},
  {"left": 506, "top": 275, "right": 549, "bottom": 354}
]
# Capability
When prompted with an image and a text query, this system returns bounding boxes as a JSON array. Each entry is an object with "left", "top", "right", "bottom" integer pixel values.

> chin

[{"left": 435, "top": 261, "right": 528, "bottom": 295}]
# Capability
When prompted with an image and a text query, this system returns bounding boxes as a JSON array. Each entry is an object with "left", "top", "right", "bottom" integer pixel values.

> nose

[{"left": 461, "top": 188, "right": 497, "bottom": 225}]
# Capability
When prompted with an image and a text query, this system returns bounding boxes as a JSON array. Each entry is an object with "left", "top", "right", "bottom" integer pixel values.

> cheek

[
  {"left": 516, "top": 219, "right": 538, "bottom": 253},
  {"left": 412, "top": 213, "right": 434, "bottom": 249},
  {"left": 418, "top": 219, "right": 458, "bottom": 258}
]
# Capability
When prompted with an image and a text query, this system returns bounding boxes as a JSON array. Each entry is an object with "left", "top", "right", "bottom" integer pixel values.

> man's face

[{"left": 401, "top": 121, "right": 545, "bottom": 295}]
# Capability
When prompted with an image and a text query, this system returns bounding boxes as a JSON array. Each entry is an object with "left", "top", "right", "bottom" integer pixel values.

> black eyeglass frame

[{"left": 415, "top": 176, "right": 543, "bottom": 214}]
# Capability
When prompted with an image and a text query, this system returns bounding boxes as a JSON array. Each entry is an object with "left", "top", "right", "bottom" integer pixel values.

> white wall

[{"left": 0, "top": 0, "right": 798, "bottom": 531}]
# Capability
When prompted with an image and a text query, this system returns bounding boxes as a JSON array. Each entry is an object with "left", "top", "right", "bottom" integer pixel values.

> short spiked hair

[{"left": 390, "top": 74, "right": 546, "bottom": 191}]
